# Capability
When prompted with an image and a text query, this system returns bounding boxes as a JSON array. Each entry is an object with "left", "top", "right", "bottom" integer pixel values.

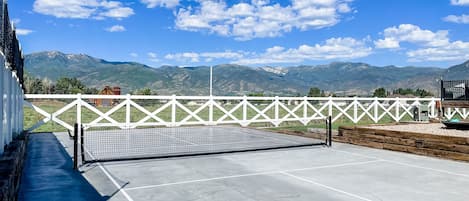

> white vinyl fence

[
  {"left": 1, "top": 54, "right": 24, "bottom": 154},
  {"left": 22, "top": 94, "right": 467, "bottom": 132}
]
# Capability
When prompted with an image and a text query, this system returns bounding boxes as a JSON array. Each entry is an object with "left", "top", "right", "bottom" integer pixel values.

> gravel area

[{"left": 365, "top": 123, "right": 469, "bottom": 138}]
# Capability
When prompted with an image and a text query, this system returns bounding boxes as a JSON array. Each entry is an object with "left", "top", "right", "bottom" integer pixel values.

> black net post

[
  {"left": 440, "top": 80, "right": 444, "bottom": 119},
  {"left": 81, "top": 124, "right": 85, "bottom": 164},
  {"left": 327, "top": 116, "right": 332, "bottom": 147},
  {"left": 73, "top": 123, "right": 78, "bottom": 170}
]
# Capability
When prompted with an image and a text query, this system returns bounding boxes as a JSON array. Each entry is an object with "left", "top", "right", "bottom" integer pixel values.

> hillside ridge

[{"left": 24, "top": 51, "right": 468, "bottom": 96}]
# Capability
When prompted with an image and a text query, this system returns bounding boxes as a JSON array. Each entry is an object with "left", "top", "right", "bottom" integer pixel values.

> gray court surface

[{"left": 29, "top": 126, "right": 469, "bottom": 201}]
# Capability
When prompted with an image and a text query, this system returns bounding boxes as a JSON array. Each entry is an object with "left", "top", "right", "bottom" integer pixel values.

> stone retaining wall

[{"left": 0, "top": 133, "right": 28, "bottom": 201}]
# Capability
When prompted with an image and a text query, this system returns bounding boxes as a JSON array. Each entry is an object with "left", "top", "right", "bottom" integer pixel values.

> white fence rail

[
  {"left": 21, "top": 94, "right": 466, "bottom": 132},
  {"left": 1, "top": 54, "right": 24, "bottom": 154}
]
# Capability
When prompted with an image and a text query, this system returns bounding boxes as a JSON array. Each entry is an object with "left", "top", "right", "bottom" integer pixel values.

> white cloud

[
  {"left": 407, "top": 41, "right": 469, "bottom": 62},
  {"left": 174, "top": 0, "right": 354, "bottom": 40},
  {"left": 130, "top": 53, "right": 138, "bottom": 57},
  {"left": 443, "top": 14, "right": 469, "bottom": 24},
  {"left": 451, "top": 0, "right": 469, "bottom": 6},
  {"left": 235, "top": 37, "right": 372, "bottom": 65},
  {"left": 376, "top": 24, "right": 469, "bottom": 62},
  {"left": 165, "top": 52, "right": 200, "bottom": 62},
  {"left": 33, "top": 0, "right": 134, "bottom": 19},
  {"left": 147, "top": 52, "right": 160, "bottom": 62},
  {"left": 199, "top": 52, "right": 244, "bottom": 59},
  {"left": 165, "top": 51, "right": 244, "bottom": 63},
  {"left": 163, "top": 37, "right": 372, "bottom": 65},
  {"left": 148, "top": 52, "right": 157, "bottom": 58},
  {"left": 141, "top": 0, "right": 179, "bottom": 8},
  {"left": 374, "top": 38, "right": 400, "bottom": 49},
  {"left": 374, "top": 24, "right": 449, "bottom": 49},
  {"left": 12, "top": 18, "right": 21, "bottom": 25},
  {"left": 15, "top": 29, "right": 34, "bottom": 36},
  {"left": 11, "top": 18, "right": 34, "bottom": 35},
  {"left": 106, "top": 25, "right": 126, "bottom": 32},
  {"left": 99, "top": 6, "right": 134, "bottom": 19}
]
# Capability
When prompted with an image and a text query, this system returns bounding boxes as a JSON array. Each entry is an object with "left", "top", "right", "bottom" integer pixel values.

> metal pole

[
  {"left": 81, "top": 124, "right": 85, "bottom": 164},
  {"left": 209, "top": 66, "right": 213, "bottom": 96},
  {"left": 73, "top": 123, "right": 78, "bottom": 170},
  {"left": 440, "top": 79, "right": 444, "bottom": 120},
  {"left": 328, "top": 116, "right": 332, "bottom": 147}
]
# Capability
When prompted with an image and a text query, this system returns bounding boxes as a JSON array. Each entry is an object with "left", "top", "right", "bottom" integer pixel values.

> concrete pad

[
  {"left": 87, "top": 143, "right": 469, "bottom": 201},
  {"left": 19, "top": 133, "right": 104, "bottom": 201},
  {"left": 124, "top": 173, "right": 366, "bottom": 201},
  {"left": 289, "top": 160, "right": 469, "bottom": 201},
  {"left": 331, "top": 143, "right": 469, "bottom": 176},
  {"left": 20, "top": 127, "right": 469, "bottom": 201},
  {"left": 98, "top": 148, "right": 374, "bottom": 188}
]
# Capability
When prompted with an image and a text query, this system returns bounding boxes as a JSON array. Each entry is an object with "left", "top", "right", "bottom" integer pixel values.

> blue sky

[{"left": 9, "top": 0, "right": 469, "bottom": 68}]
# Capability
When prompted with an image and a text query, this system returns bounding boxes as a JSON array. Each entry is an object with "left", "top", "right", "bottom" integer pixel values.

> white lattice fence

[
  {"left": 1, "top": 54, "right": 24, "bottom": 154},
  {"left": 22, "top": 94, "right": 455, "bottom": 132}
]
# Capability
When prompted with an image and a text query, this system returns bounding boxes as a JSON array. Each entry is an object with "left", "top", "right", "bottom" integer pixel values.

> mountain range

[{"left": 24, "top": 51, "right": 469, "bottom": 96}]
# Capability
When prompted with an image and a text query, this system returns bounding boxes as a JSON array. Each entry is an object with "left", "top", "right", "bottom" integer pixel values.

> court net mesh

[{"left": 78, "top": 119, "right": 331, "bottom": 163}]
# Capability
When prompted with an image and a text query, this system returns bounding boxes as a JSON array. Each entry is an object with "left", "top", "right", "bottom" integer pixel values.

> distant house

[{"left": 91, "top": 86, "right": 121, "bottom": 107}]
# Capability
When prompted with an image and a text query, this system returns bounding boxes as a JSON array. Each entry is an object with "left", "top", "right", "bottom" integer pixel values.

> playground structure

[{"left": 441, "top": 80, "right": 469, "bottom": 130}]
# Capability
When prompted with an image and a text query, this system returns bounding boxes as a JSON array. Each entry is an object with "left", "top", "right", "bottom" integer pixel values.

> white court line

[
  {"left": 84, "top": 149, "right": 135, "bottom": 201},
  {"left": 281, "top": 172, "right": 373, "bottom": 201},
  {"left": 331, "top": 149, "right": 469, "bottom": 179},
  {"left": 125, "top": 160, "right": 380, "bottom": 191}
]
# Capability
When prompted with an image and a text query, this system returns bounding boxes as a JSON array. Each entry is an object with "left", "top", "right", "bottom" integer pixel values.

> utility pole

[{"left": 209, "top": 65, "right": 213, "bottom": 96}]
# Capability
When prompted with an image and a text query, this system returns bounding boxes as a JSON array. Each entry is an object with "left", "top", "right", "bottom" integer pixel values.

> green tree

[
  {"left": 392, "top": 88, "right": 434, "bottom": 97},
  {"left": 414, "top": 88, "right": 434, "bottom": 97},
  {"left": 247, "top": 92, "right": 265, "bottom": 104},
  {"left": 132, "top": 88, "right": 157, "bottom": 95},
  {"left": 373, "top": 88, "right": 387, "bottom": 97},
  {"left": 24, "top": 73, "right": 44, "bottom": 94},
  {"left": 41, "top": 78, "right": 55, "bottom": 94},
  {"left": 83, "top": 87, "right": 99, "bottom": 94},
  {"left": 307, "top": 87, "right": 322, "bottom": 97},
  {"left": 393, "top": 88, "right": 414, "bottom": 96},
  {"left": 55, "top": 77, "right": 86, "bottom": 94},
  {"left": 247, "top": 92, "right": 264, "bottom": 97}
]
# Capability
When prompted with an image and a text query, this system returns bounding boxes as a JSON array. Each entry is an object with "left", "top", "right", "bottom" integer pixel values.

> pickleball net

[{"left": 76, "top": 117, "right": 332, "bottom": 163}]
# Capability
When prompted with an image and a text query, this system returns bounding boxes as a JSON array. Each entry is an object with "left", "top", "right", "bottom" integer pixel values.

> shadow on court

[{"left": 18, "top": 133, "right": 107, "bottom": 201}]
